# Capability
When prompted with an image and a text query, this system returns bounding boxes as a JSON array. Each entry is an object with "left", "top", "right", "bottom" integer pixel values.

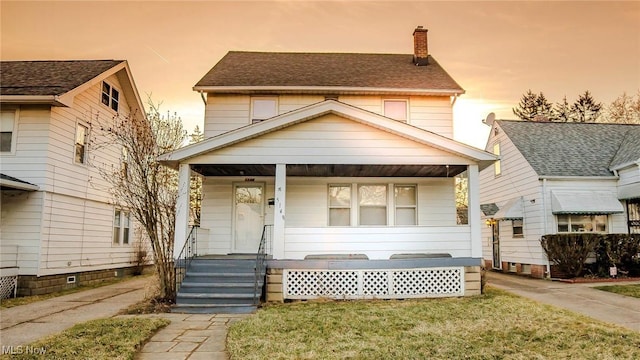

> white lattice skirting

[
  {"left": 283, "top": 267, "right": 464, "bottom": 300},
  {"left": 0, "top": 275, "right": 18, "bottom": 300}
]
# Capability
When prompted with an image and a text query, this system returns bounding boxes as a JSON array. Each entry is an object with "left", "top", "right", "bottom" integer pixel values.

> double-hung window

[
  {"left": 383, "top": 100, "right": 408, "bottom": 122},
  {"left": 113, "top": 210, "right": 131, "bottom": 245},
  {"left": 512, "top": 219, "right": 524, "bottom": 237},
  {"left": 102, "top": 81, "right": 119, "bottom": 112},
  {"left": 75, "top": 123, "right": 89, "bottom": 164},
  {"left": 251, "top": 97, "right": 277, "bottom": 123},
  {"left": 358, "top": 185, "right": 388, "bottom": 226},
  {"left": 557, "top": 214, "right": 607, "bottom": 233},
  {"left": 394, "top": 185, "right": 417, "bottom": 225},
  {"left": 493, "top": 143, "right": 501, "bottom": 176},
  {"left": 1, "top": 110, "right": 16, "bottom": 153},
  {"left": 328, "top": 185, "right": 351, "bottom": 226}
]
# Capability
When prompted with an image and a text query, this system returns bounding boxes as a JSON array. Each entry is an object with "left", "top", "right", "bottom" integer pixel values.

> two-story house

[
  {"left": 0, "top": 60, "right": 146, "bottom": 297},
  {"left": 160, "top": 27, "right": 497, "bottom": 313},
  {"left": 480, "top": 119, "right": 640, "bottom": 278}
]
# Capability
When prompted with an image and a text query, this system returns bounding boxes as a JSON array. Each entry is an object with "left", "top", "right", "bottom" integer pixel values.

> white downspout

[{"left": 542, "top": 178, "right": 551, "bottom": 278}]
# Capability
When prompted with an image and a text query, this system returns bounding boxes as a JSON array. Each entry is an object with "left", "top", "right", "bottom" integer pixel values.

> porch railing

[
  {"left": 175, "top": 225, "right": 198, "bottom": 293},
  {"left": 254, "top": 225, "right": 273, "bottom": 305}
]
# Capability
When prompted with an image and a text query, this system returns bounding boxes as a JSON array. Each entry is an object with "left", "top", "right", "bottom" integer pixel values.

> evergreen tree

[
  {"left": 570, "top": 90, "right": 602, "bottom": 122},
  {"left": 554, "top": 96, "right": 572, "bottom": 122},
  {"left": 513, "top": 90, "right": 554, "bottom": 121}
]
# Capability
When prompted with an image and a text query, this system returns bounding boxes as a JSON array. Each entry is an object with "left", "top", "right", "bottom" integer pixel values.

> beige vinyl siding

[
  {"left": 203, "top": 94, "right": 454, "bottom": 138},
  {"left": 38, "top": 193, "right": 134, "bottom": 276},
  {"left": 479, "top": 123, "right": 544, "bottom": 266},
  {"left": 0, "top": 191, "right": 44, "bottom": 274},
  {"left": 191, "top": 114, "right": 471, "bottom": 165},
  {"left": 198, "top": 176, "right": 460, "bottom": 257}
]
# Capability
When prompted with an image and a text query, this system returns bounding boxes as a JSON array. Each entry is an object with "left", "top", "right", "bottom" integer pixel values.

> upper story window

[
  {"left": 493, "top": 142, "right": 501, "bottom": 176},
  {"left": 251, "top": 97, "right": 277, "bottom": 123},
  {"left": 383, "top": 100, "right": 408, "bottom": 122},
  {"left": 1, "top": 110, "right": 16, "bottom": 153},
  {"left": 557, "top": 214, "right": 607, "bottom": 233},
  {"left": 101, "top": 81, "right": 119, "bottom": 112},
  {"left": 75, "top": 123, "right": 89, "bottom": 164}
]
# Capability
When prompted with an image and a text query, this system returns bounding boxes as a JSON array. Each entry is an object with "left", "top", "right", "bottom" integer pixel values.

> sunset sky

[{"left": 2, "top": 1, "right": 639, "bottom": 148}]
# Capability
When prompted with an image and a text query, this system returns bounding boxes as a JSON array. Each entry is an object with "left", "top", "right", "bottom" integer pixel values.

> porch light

[{"left": 485, "top": 218, "right": 497, "bottom": 227}]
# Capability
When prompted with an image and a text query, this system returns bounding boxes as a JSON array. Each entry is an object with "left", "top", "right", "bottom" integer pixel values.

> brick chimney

[{"left": 413, "top": 26, "right": 429, "bottom": 66}]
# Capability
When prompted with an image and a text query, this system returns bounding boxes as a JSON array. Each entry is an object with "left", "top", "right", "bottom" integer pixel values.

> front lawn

[
  {"left": 228, "top": 288, "right": 640, "bottom": 359},
  {"left": 594, "top": 284, "right": 640, "bottom": 299},
  {"left": 0, "top": 317, "right": 169, "bottom": 360}
]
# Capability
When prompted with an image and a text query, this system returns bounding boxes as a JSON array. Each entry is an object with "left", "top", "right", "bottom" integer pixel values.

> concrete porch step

[{"left": 171, "top": 304, "right": 257, "bottom": 314}]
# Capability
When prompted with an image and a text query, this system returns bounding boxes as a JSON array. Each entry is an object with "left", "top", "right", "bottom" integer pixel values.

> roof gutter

[
  {"left": 192, "top": 85, "right": 464, "bottom": 96},
  {"left": 0, "top": 178, "right": 39, "bottom": 191},
  {"left": 538, "top": 175, "right": 619, "bottom": 180},
  {"left": 0, "top": 95, "right": 70, "bottom": 107}
]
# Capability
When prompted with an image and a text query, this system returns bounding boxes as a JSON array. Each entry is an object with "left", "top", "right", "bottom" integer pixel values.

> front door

[
  {"left": 492, "top": 221, "right": 501, "bottom": 269},
  {"left": 233, "top": 184, "right": 264, "bottom": 253}
]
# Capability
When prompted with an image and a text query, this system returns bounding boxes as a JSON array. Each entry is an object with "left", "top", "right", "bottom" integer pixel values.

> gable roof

[
  {"left": 194, "top": 52, "right": 464, "bottom": 95},
  {"left": 0, "top": 60, "right": 124, "bottom": 96},
  {"left": 159, "top": 100, "right": 495, "bottom": 168},
  {"left": 495, "top": 120, "right": 640, "bottom": 177},
  {"left": 0, "top": 60, "right": 144, "bottom": 114}
]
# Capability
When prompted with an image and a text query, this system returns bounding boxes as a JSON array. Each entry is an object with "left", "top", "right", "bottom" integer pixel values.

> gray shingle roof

[
  {"left": 497, "top": 120, "right": 640, "bottom": 177},
  {"left": 195, "top": 51, "right": 464, "bottom": 93},
  {"left": 0, "top": 60, "right": 124, "bottom": 96}
]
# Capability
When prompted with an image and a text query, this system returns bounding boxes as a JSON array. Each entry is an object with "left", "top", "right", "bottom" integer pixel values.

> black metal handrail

[
  {"left": 175, "top": 225, "right": 198, "bottom": 293},
  {"left": 254, "top": 225, "right": 273, "bottom": 305}
]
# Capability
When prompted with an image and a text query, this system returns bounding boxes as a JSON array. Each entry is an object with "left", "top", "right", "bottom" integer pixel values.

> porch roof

[
  {"left": 191, "top": 164, "right": 468, "bottom": 177},
  {"left": 159, "top": 100, "right": 497, "bottom": 170}
]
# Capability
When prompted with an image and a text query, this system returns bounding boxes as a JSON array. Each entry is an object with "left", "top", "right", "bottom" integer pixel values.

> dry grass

[
  {"left": 595, "top": 284, "right": 640, "bottom": 299},
  {"left": 228, "top": 288, "right": 640, "bottom": 359},
  {"left": 0, "top": 317, "right": 169, "bottom": 360}
]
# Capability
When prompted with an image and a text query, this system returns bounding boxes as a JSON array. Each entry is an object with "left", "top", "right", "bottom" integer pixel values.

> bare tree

[
  {"left": 189, "top": 126, "right": 204, "bottom": 225},
  {"left": 604, "top": 91, "right": 640, "bottom": 124},
  {"left": 93, "top": 98, "right": 186, "bottom": 301}
]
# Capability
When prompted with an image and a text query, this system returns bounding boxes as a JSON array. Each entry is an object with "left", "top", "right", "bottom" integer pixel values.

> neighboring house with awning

[
  {"left": 0, "top": 60, "right": 146, "bottom": 298},
  {"left": 479, "top": 119, "right": 640, "bottom": 278}
]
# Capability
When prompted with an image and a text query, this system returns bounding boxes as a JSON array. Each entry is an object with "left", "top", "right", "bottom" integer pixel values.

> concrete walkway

[
  {"left": 0, "top": 276, "right": 152, "bottom": 348},
  {"left": 487, "top": 271, "right": 640, "bottom": 331}
]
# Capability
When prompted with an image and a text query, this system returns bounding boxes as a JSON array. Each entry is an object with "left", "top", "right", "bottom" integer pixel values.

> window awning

[
  {"left": 551, "top": 190, "right": 624, "bottom": 215},
  {"left": 618, "top": 183, "right": 640, "bottom": 200},
  {"left": 494, "top": 197, "right": 523, "bottom": 220}
]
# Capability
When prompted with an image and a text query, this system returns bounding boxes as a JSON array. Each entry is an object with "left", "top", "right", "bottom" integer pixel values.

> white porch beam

[
  {"left": 174, "top": 163, "right": 191, "bottom": 259},
  {"left": 273, "top": 163, "right": 286, "bottom": 259},
  {"left": 468, "top": 164, "right": 482, "bottom": 258}
]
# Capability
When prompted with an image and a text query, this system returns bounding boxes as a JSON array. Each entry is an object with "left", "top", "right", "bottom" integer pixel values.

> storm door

[
  {"left": 628, "top": 199, "right": 640, "bottom": 234},
  {"left": 492, "top": 222, "right": 501, "bottom": 269},
  {"left": 233, "top": 184, "right": 264, "bottom": 253}
]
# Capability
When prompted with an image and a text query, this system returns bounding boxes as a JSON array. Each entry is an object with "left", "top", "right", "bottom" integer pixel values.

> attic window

[
  {"left": 383, "top": 100, "right": 408, "bottom": 122},
  {"left": 251, "top": 98, "right": 277, "bottom": 123},
  {"left": 102, "top": 81, "right": 119, "bottom": 112}
]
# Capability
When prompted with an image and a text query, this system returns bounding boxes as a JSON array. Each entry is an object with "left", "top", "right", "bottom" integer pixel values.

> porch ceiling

[{"left": 191, "top": 164, "right": 468, "bottom": 177}]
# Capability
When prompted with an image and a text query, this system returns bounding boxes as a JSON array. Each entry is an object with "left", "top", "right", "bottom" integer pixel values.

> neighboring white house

[
  {"left": 160, "top": 27, "right": 497, "bottom": 301},
  {"left": 479, "top": 119, "right": 640, "bottom": 278},
  {"left": 0, "top": 60, "right": 146, "bottom": 296}
]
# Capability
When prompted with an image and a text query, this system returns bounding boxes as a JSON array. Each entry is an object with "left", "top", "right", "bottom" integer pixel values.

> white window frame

[
  {"left": 113, "top": 209, "right": 131, "bottom": 245},
  {"left": 0, "top": 109, "right": 18, "bottom": 154},
  {"left": 512, "top": 219, "right": 524, "bottom": 237},
  {"left": 493, "top": 142, "right": 501, "bottom": 176},
  {"left": 383, "top": 99, "right": 409, "bottom": 122},
  {"left": 328, "top": 184, "right": 352, "bottom": 226},
  {"left": 394, "top": 184, "right": 417, "bottom": 226},
  {"left": 556, "top": 214, "right": 608, "bottom": 233},
  {"left": 101, "top": 81, "right": 120, "bottom": 112},
  {"left": 74, "top": 121, "right": 89, "bottom": 165},
  {"left": 327, "top": 183, "right": 419, "bottom": 227},
  {"left": 251, "top": 97, "right": 278, "bottom": 123}
]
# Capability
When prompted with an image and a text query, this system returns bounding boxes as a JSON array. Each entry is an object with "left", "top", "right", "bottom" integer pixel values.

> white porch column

[
  {"left": 468, "top": 164, "right": 482, "bottom": 259},
  {"left": 174, "top": 163, "right": 191, "bottom": 259},
  {"left": 273, "top": 163, "right": 286, "bottom": 259}
]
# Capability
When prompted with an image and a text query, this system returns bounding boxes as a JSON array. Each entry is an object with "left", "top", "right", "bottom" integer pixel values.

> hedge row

[{"left": 541, "top": 233, "right": 640, "bottom": 278}]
